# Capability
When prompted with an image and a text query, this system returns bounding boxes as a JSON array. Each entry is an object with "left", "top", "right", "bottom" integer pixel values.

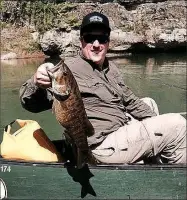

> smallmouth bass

[{"left": 47, "top": 60, "right": 96, "bottom": 168}]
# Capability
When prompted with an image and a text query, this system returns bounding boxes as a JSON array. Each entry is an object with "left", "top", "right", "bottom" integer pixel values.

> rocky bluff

[{"left": 1, "top": 0, "right": 186, "bottom": 57}]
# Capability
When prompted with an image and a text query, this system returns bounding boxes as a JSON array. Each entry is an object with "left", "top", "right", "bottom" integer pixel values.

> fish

[{"left": 47, "top": 59, "right": 96, "bottom": 169}]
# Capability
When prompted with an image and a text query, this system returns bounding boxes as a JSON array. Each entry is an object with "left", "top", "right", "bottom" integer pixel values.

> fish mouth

[{"left": 52, "top": 85, "right": 70, "bottom": 101}]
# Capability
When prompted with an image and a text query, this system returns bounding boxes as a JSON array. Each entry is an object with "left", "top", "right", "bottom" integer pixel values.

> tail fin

[{"left": 81, "top": 182, "right": 96, "bottom": 198}]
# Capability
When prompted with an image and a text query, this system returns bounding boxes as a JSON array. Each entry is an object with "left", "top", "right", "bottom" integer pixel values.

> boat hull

[{"left": 0, "top": 159, "right": 186, "bottom": 199}]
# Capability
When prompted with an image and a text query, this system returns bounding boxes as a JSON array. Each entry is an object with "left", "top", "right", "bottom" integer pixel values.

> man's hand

[{"left": 33, "top": 62, "right": 54, "bottom": 89}]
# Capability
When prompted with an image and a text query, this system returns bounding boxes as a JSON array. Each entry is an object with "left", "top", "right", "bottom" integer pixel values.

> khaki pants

[{"left": 92, "top": 98, "right": 186, "bottom": 164}]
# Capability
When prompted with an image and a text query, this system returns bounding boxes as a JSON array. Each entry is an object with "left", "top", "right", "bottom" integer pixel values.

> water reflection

[
  {"left": 0, "top": 54, "right": 186, "bottom": 142},
  {"left": 1, "top": 57, "right": 45, "bottom": 67},
  {"left": 1, "top": 58, "right": 45, "bottom": 88},
  {"left": 115, "top": 54, "right": 186, "bottom": 116}
]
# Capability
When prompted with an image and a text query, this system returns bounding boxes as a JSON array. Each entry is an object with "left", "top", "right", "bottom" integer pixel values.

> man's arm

[
  {"left": 121, "top": 84, "right": 157, "bottom": 120},
  {"left": 19, "top": 62, "right": 56, "bottom": 113},
  {"left": 19, "top": 76, "right": 53, "bottom": 113},
  {"left": 110, "top": 61, "right": 156, "bottom": 120}
]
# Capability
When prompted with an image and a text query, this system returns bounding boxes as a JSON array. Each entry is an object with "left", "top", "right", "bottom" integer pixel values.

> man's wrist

[{"left": 30, "top": 75, "right": 39, "bottom": 89}]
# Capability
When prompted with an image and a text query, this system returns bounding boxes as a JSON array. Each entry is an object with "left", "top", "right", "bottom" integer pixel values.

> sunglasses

[{"left": 82, "top": 34, "right": 109, "bottom": 44}]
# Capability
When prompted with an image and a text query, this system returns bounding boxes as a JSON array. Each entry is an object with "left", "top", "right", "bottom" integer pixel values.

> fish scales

[
  {"left": 47, "top": 60, "right": 96, "bottom": 168},
  {"left": 53, "top": 91, "right": 89, "bottom": 150}
]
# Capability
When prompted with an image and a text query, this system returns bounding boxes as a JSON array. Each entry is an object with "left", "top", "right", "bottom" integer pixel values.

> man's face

[{"left": 80, "top": 29, "right": 109, "bottom": 66}]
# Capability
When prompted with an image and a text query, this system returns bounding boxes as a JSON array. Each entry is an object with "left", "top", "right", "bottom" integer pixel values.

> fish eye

[{"left": 63, "top": 72, "right": 67, "bottom": 76}]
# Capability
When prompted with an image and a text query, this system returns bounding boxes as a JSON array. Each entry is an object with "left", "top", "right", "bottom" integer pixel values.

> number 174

[{"left": 0, "top": 165, "right": 11, "bottom": 172}]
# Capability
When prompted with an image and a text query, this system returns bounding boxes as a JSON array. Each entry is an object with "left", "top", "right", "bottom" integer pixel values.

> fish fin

[
  {"left": 77, "top": 148, "right": 87, "bottom": 169},
  {"left": 46, "top": 68, "right": 54, "bottom": 81},
  {"left": 52, "top": 104, "right": 56, "bottom": 114},
  {"left": 87, "top": 152, "right": 97, "bottom": 165},
  {"left": 81, "top": 182, "right": 96, "bottom": 198},
  {"left": 85, "top": 120, "right": 94, "bottom": 137},
  {"left": 65, "top": 163, "right": 96, "bottom": 198}
]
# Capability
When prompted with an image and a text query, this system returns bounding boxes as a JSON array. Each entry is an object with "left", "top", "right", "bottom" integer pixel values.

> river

[{"left": 0, "top": 53, "right": 186, "bottom": 142}]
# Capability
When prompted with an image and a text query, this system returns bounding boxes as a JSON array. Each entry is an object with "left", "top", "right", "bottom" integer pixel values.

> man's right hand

[{"left": 33, "top": 62, "right": 55, "bottom": 89}]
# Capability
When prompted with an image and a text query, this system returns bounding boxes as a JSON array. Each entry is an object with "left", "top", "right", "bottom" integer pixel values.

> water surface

[{"left": 0, "top": 53, "right": 186, "bottom": 142}]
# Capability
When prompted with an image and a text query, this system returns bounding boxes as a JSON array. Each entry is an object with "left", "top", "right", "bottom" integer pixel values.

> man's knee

[
  {"left": 141, "top": 97, "right": 159, "bottom": 115},
  {"left": 159, "top": 113, "right": 186, "bottom": 140},
  {"left": 166, "top": 113, "right": 186, "bottom": 126},
  {"left": 161, "top": 113, "right": 186, "bottom": 164}
]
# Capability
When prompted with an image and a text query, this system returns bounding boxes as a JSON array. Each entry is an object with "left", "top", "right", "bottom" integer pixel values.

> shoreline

[
  {"left": 1, "top": 51, "right": 48, "bottom": 60},
  {"left": 1, "top": 49, "right": 187, "bottom": 61}
]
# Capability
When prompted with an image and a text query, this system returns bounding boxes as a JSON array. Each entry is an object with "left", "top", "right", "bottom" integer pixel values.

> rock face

[
  {"left": 1, "top": 0, "right": 186, "bottom": 57},
  {"left": 40, "top": 29, "right": 80, "bottom": 56},
  {"left": 39, "top": 1, "right": 186, "bottom": 56}
]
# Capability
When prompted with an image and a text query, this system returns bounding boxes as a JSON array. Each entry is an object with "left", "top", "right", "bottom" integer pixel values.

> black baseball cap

[{"left": 80, "top": 12, "right": 111, "bottom": 35}]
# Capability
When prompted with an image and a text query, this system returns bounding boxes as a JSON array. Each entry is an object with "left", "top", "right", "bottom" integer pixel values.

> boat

[{"left": 0, "top": 139, "right": 186, "bottom": 199}]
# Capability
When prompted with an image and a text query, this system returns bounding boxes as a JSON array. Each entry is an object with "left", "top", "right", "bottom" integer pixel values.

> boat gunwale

[{"left": 0, "top": 158, "right": 186, "bottom": 170}]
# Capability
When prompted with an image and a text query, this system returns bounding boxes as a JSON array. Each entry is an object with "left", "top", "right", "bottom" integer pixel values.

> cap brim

[{"left": 81, "top": 23, "right": 111, "bottom": 34}]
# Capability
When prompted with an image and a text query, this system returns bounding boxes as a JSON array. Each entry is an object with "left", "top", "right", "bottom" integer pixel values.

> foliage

[{"left": 1, "top": 1, "right": 80, "bottom": 33}]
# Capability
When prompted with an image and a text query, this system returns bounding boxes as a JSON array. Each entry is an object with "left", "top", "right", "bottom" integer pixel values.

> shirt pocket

[
  {"left": 85, "top": 77, "right": 114, "bottom": 103},
  {"left": 114, "top": 74, "right": 125, "bottom": 87}
]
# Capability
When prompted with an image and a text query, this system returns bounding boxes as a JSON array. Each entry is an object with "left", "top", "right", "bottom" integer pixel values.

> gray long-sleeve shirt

[{"left": 19, "top": 55, "right": 156, "bottom": 147}]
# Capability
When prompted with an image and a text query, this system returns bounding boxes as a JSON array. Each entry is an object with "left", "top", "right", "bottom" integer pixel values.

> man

[{"left": 20, "top": 12, "right": 186, "bottom": 164}]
